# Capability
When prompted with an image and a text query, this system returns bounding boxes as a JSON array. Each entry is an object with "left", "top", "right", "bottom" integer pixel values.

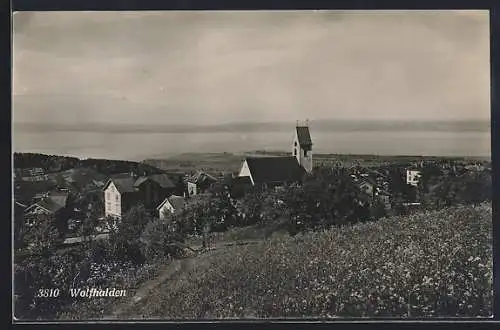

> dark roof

[
  {"left": 168, "top": 195, "right": 186, "bottom": 211},
  {"left": 104, "top": 173, "right": 175, "bottom": 193},
  {"left": 133, "top": 176, "right": 149, "bottom": 187},
  {"left": 244, "top": 156, "right": 305, "bottom": 184},
  {"left": 296, "top": 126, "right": 312, "bottom": 146},
  {"left": 15, "top": 201, "right": 27, "bottom": 209},
  {"left": 157, "top": 195, "right": 185, "bottom": 211},
  {"left": 187, "top": 171, "right": 217, "bottom": 185},
  {"left": 26, "top": 192, "right": 69, "bottom": 214},
  {"left": 358, "top": 176, "right": 377, "bottom": 187},
  {"left": 109, "top": 177, "right": 137, "bottom": 193},
  {"left": 148, "top": 174, "right": 176, "bottom": 189}
]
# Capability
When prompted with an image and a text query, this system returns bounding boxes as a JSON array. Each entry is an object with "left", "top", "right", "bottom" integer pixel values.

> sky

[{"left": 12, "top": 10, "right": 490, "bottom": 126}]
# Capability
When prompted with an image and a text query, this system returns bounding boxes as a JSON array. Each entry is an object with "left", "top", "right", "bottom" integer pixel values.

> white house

[
  {"left": 156, "top": 195, "right": 186, "bottom": 219},
  {"left": 406, "top": 169, "right": 421, "bottom": 187},
  {"left": 103, "top": 173, "right": 177, "bottom": 219},
  {"left": 104, "top": 180, "right": 123, "bottom": 219}
]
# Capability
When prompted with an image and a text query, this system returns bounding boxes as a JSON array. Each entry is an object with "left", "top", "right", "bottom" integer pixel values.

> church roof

[
  {"left": 244, "top": 156, "right": 305, "bottom": 184},
  {"left": 296, "top": 126, "right": 312, "bottom": 147}
]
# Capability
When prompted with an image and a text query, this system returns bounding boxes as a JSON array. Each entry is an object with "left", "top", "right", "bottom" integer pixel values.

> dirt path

[{"left": 103, "top": 240, "right": 261, "bottom": 320}]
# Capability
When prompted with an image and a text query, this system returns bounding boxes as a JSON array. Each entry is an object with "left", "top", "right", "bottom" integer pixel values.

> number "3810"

[{"left": 35, "top": 289, "right": 60, "bottom": 298}]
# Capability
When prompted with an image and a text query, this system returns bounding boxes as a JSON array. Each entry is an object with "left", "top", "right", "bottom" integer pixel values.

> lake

[{"left": 13, "top": 130, "right": 491, "bottom": 161}]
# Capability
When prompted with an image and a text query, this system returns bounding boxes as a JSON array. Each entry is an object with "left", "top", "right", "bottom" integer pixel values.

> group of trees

[
  {"left": 14, "top": 153, "right": 80, "bottom": 173},
  {"left": 14, "top": 152, "right": 164, "bottom": 177},
  {"left": 418, "top": 164, "right": 491, "bottom": 209}
]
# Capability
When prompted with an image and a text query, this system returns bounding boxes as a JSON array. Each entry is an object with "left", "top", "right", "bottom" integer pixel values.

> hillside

[{"left": 114, "top": 204, "right": 492, "bottom": 319}]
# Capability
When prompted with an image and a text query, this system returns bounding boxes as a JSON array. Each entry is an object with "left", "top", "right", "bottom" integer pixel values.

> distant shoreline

[
  {"left": 13, "top": 151, "right": 491, "bottom": 164},
  {"left": 13, "top": 119, "right": 491, "bottom": 134}
]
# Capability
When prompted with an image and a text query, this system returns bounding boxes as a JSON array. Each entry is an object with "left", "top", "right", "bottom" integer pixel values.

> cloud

[{"left": 13, "top": 10, "right": 490, "bottom": 125}]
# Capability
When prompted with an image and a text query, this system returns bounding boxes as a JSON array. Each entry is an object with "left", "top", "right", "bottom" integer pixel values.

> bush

[{"left": 140, "top": 216, "right": 186, "bottom": 262}]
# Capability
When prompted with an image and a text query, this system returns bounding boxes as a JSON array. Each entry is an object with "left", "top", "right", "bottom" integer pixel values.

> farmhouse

[
  {"left": 406, "top": 169, "right": 421, "bottom": 187},
  {"left": 103, "top": 173, "right": 177, "bottom": 219},
  {"left": 24, "top": 192, "right": 72, "bottom": 230},
  {"left": 186, "top": 170, "right": 217, "bottom": 196},
  {"left": 156, "top": 195, "right": 187, "bottom": 219},
  {"left": 24, "top": 192, "right": 69, "bottom": 216},
  {"left": 237, "top": 122, "right": 313, "bottom": 187}
]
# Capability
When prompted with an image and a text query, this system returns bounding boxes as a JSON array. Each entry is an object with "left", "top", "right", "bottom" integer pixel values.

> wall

[
  {"left": 187, "top": 182, "right": 197, "bottom": 196},
  {"left": 238, "top": 160, "right": 254, "bottom": 184},
  {"left": 406, "top": 170, "right": 421, "bottom": 186},
  {"left": 104, "top": 181, "right": 121, "bottom": 218},
  {"left": 293, "top": 131, "right": 313, "bottom": 173},
  {"left": 158, "top": 201, "right": 174, "bottom": 220}
]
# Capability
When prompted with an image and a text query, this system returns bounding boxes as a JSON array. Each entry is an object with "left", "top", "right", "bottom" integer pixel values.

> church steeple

[{"left": 293, "top": 120, "right": 313, "bottom": 173}]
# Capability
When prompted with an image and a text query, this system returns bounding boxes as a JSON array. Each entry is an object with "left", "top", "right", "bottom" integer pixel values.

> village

[{"left": 13, "top": 122, "right": 491, "bottom": 251}]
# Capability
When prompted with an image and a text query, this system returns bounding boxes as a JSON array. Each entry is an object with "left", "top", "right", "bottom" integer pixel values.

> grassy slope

[{"left": 124, "top": 204, "right": 492, "bottom": 319}]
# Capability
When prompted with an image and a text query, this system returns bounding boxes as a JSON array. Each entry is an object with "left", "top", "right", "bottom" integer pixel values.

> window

[
  {"left": 294, "top": 148, "right": 297, "bottom": 156},
  {"left": 116, "top": 195, "right": 119, "bottom": 202},
  {"left": 304, "top": 150, "right": 308, "bottom": 157},
  {"left": 294, "top": 141, "right": 297, "bottom": 147}
]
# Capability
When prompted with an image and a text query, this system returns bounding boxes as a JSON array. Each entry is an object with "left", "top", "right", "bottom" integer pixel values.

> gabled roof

[
  {"left": 133, "top": 176, "right": 149, "bottom": 187},
  {"left": 187, "top": 170, "right": 217, "bottom": 185},
  {"left": 244, "top": 156, "right": 305, "bottom": 184},
  {"left": 148, "top": 174, "right": 176, "bottom": 189},
  {"left": 107, "top": 177, "right": 137, "bottom": 193},
  {"left": 15, "top": 201, "right": 27, "bottom": 209},
  {"left": 104, "top": 173, "right": 176, "bottom": 193},
  {"left": 156, "top": 195, "right": 185, "bottom": 211},
  {"left": 25, "top": 192, "right": 69, "bottom": 214},
  {"left": 358, "top": 176, "right": 377, "bottom": 187},
  {"left": 296, "top": 126, "right": 312, "bottom": 147}
]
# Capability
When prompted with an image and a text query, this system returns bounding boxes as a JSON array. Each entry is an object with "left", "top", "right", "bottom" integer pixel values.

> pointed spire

[
  {"left": 305, "top": 118, "right": 309, "bottom": 127},
  {"left": 296, "top": 120, "right": 299, "bottom": 127}
]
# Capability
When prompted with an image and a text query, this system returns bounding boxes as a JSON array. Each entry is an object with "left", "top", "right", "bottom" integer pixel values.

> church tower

[{"left": 293, "top": 120, "right": 313, "bottom": 173}]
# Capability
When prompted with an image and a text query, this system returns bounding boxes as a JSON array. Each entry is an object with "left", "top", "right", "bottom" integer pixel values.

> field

[
  {"left": 142, "top": 152, "right": 489, "bottom": 175},
  {"left": 114, "top": 204, "right": 492, "bottom": 319}
]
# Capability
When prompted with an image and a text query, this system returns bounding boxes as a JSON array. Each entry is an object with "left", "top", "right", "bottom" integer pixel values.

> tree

[
  {"left": 108, "top": 204, "right": 151, "bottom": 264},
  {"left": 14, "top": 214, "right": 76, "bottom": 319},
  {"left": 139, "top": 216, "right": 185, "bottom": 262},
  {"left": 21, "top": 214, "right": 61, "bottom": 254},
  {"left": 282, "top": 166, "right": 372, "bottom": 234}
]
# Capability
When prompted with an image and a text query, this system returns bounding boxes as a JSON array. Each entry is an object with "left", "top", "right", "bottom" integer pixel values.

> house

[
  {"left": 156, "top": 195, "right": 186, "bottom": 219},
  {"left": 24, "top": 192, "right": 69, "bottom": 216},
  {"left": 21, "top": 167, "right": 48, "bottom": 182},
  {"left": 103, "top": 173, "right": 177, "bottom": 219},
  {"left": 237, "top": 122, "right": 312, "bottom": 188},
  {"left": 293, "top": 122, "right": 313, "bottom": 173},
  {"left": 24, "top": 192, "right": 72, "bottom": 232},
  {"left": 186, "top": 170, "right": 217, "bottom": 196},
  {"left": 21, "top": 167, "right": 45, "bottom": 177},
  {"left": 358, "top": 176, "right": 378, "bottom": 200},
  {"left": 406, "top": 169, "right": 421, "bottom": 187}
]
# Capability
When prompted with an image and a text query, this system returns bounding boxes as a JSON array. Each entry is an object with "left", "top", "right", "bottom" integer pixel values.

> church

[{"left": 236, "top": 121, "right": 313, "bottom": 188}]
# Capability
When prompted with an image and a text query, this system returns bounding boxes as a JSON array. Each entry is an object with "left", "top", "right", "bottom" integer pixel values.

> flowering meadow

[{"left": 130, "top": 204, "right": 492, "bottom": 319}]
